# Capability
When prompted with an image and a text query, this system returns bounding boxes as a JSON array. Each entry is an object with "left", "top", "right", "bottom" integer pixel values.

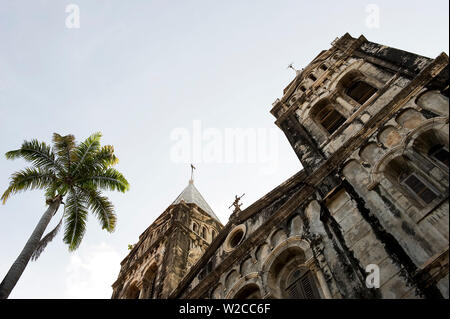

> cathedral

[{"left": 111, "top": 33, "right": 449, "bottom": 299}]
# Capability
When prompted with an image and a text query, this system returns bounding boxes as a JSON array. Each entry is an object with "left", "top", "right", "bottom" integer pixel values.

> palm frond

[
  {"left": 81, "top": 188, "right": 116, "bottom": 232},
  {"left": 52, "top": 133, "right": 76, "bottom": 169},
  {"left": 92, "top": 145, "right": 119, "bottom": 169},
  {"left": 31, "top": 214, "right": 64, "bottom": 261},
  {"left": 81, "top": 168, "right": 130, "bottom": 193},
  {"left": 5, "top": 140, "right": 58, "bottom": 171},
  {"left": 63, "top": 189, "right": 88, "bottom": 251},
  {"left": 1, "top": 168, "right": 56, "bottom": 204},
  {"left": 44, "top": 180, "right": 63, "bottom": 201},
  {"left": 71, "top": 132, "right": 102, "bottom": 174}
]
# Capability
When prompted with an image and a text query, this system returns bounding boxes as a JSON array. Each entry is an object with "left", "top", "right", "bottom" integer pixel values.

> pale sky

[{"left": 0, "top": 0, "right": 448, "bottom": 298}]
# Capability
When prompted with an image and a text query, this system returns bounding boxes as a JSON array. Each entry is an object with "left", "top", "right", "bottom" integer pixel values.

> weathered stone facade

[
  {"left": 113, "top": 33, "right": 449, "bottom": 299},
  {"left": 111, "top": 180, "right": 223, "bottom": 299}
]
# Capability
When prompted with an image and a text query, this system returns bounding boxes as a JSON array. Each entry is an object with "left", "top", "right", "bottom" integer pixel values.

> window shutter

[
  {"left": 402, "top": 174, "right": 437, "bottom": 204},
  {"left": 300, "top": 273, "right": 319, "bottom": 299},
  {"left": 287, "top": 284, "right": 301, "bottom": 299}
]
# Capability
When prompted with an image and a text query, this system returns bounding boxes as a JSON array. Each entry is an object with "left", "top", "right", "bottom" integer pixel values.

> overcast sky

[{"left": 0, "top": 0, "right": 448, "bottom": 299}]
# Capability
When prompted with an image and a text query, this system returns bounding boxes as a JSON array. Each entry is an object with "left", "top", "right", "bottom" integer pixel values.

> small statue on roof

[{"left": 229, "top": 193, "right": 245, "bottom": 214}]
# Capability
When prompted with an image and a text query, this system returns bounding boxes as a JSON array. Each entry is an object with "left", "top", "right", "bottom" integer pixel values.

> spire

[{"left": 171, "top": 165, "right": 220, "bottom": 221}]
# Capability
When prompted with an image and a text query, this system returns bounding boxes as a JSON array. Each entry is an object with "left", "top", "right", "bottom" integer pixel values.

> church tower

[{"left": 111, "top": 177, "right": 223, "bottom": 299}]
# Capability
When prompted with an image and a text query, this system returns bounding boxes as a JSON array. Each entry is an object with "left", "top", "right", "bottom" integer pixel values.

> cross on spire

[{"left": 190, "top": 164, "right": 196, "bottom": 184}]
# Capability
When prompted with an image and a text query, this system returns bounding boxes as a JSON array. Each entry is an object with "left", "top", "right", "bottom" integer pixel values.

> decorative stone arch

[
  {"left": 403, "top": 117, "right": 449, "bottom": 152},
  {"left": 287, "top": 214, "right": 303, "bottom": 237},
  {"left": 224, "top": 269, "right": 239, "bottom": 291},
  {"left": 415, "top": 89, "right": 449, "bottom": 117},
  {"left": 369, "top": 117, "right": 449, "bottom": 189},
  {"left": 359, "top": 142, "right": 384, "bottom": 166},
  {"left": 121, "top": 280, "right": 141, "bottom": 299},
  {"left": 328, "top": 59, "right": 366, "bottom": 92},
  {"left": 395, "top": 108, "right": 426, "bottom": 129},
  {"left": 377, "top": 125, "right": 402, "bottom": 148},
  {"left": 269, "top": 228, "right": 288, "bottom": 249},
  {"left": 226, "top": 275, "right": 263, "bottom": 299},
  {"left": 255, "top": 242, "right": 271, "bottom": 264},
  {"left": 240, "top": 256, "right": 254, "bottom": 277},
  {"left": 260, "top": 237, "right": 314, "bottom": 297},
  {"left": 192, "top": 221, "right": 199, "bottom": 233},
  {"left": 210, "top": 283, "right": 223, "bottom": 299},
  {"left": 308, "top": 97, "right": 348, "bottom": 136},
  {"left": 140, "top": 261, "right": 158, "bottom": 299}
]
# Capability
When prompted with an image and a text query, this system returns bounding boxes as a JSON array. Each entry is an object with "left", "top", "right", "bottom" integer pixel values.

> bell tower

[{"left": 111, "top": 175, "right": 223, "bottom": 299}]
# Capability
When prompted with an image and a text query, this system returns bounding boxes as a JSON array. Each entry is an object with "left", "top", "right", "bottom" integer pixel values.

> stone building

[
  {"left": 111, "top": 180, "right": 223, "bottom": 298},
  {"left": 112, "top": 33, "right": 449, "bottom": 299}
]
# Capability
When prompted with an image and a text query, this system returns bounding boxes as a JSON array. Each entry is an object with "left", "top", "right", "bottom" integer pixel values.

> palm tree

[{"left": 0, "top": 132, "right": 129, "bottom": 299}]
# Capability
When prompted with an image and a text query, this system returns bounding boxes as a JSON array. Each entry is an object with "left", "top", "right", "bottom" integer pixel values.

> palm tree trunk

[{"left": 0, "top": 195, "right": 62, "bottom": 299}]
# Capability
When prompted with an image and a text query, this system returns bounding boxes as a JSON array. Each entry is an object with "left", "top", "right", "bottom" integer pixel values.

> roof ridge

[{"left": 172, "top": 181, "right": 220, "bottom": 222}]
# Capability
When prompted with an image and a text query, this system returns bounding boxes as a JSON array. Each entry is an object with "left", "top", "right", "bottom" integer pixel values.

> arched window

[
  {"left": 412, "top": 128, "right": 449, "bottom": 172},
  {"left": 315, "top": 104, "right": 347, "bottom": 135},
  {"left": 345, "top": 80, "right": 378, "bottom": 105},
  {"left": 233, "top": 284, "right": 262, "bottom": 299},
  {"left": 141, "top": 266, "right": 157, "bottom": 299},
  {"left": 385, "top": 156, "right": 440, "bottom": 207},
  {"left": 124, "top": 284, "right": 140, "bottom": 299},
  {"left": 192, "top": 222, "right": 198, "bottom": 233},
  {"left": 201, "top": 226, "right": 207, "bottom": 239},
  {"left": 429, "top": 145, "right": 449, "bottom": 167},
  {"left": 400, "top": 172, "right": 438, "bottom": 205},
  {"left": 266, "top": 246, "right": 324, "bottom": 299},
  {"left": 285, "top": 268, "right": 320, "bottom": 299}
]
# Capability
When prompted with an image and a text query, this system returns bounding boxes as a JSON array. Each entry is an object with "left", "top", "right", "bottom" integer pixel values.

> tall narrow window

[
  {"left": 346, "top": 81, "right": 377, "bottom": 104},
  {"left": 285, "top": 269, "right": 320, "bottom": 299},
  {"left": 316, "top": 104, "right": 346, "bottom": 135},
  {"left": 429, "top": 145, "right": 449, "bottom": 167},
  {"left": 193, "top": 223, "right": 198, "bottom": 233},
  {"left": 400, "top": 173, "right": 438, "bottom": 205},
  {"left": 201, "top": 226, "right": 207, "bottom": 239}
]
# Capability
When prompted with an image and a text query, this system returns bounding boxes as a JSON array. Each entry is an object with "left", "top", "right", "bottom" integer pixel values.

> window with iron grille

[
  {"left": 316, "top": 104, "right": 346, "bottom": 135},
  {"left": 346, "top": 81, "right": 378, "bottom": 104},
  {"left": 428, "top": 145, "right": 449, "bottom": 167},
  {"left": 401, "top": 173, "right": 438, "bottom": 205}
]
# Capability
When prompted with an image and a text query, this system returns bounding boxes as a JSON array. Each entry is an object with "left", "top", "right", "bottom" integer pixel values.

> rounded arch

[
  {"left": 261, "top": 237, "right": 314, "bottom": 298},
  {"left": 225, "top": 273, "right": 262, "bottom": 299},
  {"left": 225, "top": 269, "right": 239, "bottom": 290},
  {"left": 328, "top": 59, "right": 366, "bottom": 92},
  {"left": 309, "top": 98, "right": 347, "bottom": 135},
  {"left": 232, "top": 283, "right": 262, "bottom": 299},
  {"left": 378, "top": 125, "right": 402, "bottom": 148},
  {"left": 122, "top": 280, "right": 141, "bottom": 299},
  {"left": 396, "top": 108, "right": 426, "bottom": 129},
  {"left": 270, "top": 228, "right": 288, "bottom": 248},
  {"left": 416, "top": 89, "right": 449, "bottom": 117},
  {"left": 211, "top": 283, "right": 223, "bottom": 299},
  {"left": 140, "top": 262, "right": 158, "bottom": 299},
  {"left": 359, "top": 142, "right": 383, "bottom": 165}
]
